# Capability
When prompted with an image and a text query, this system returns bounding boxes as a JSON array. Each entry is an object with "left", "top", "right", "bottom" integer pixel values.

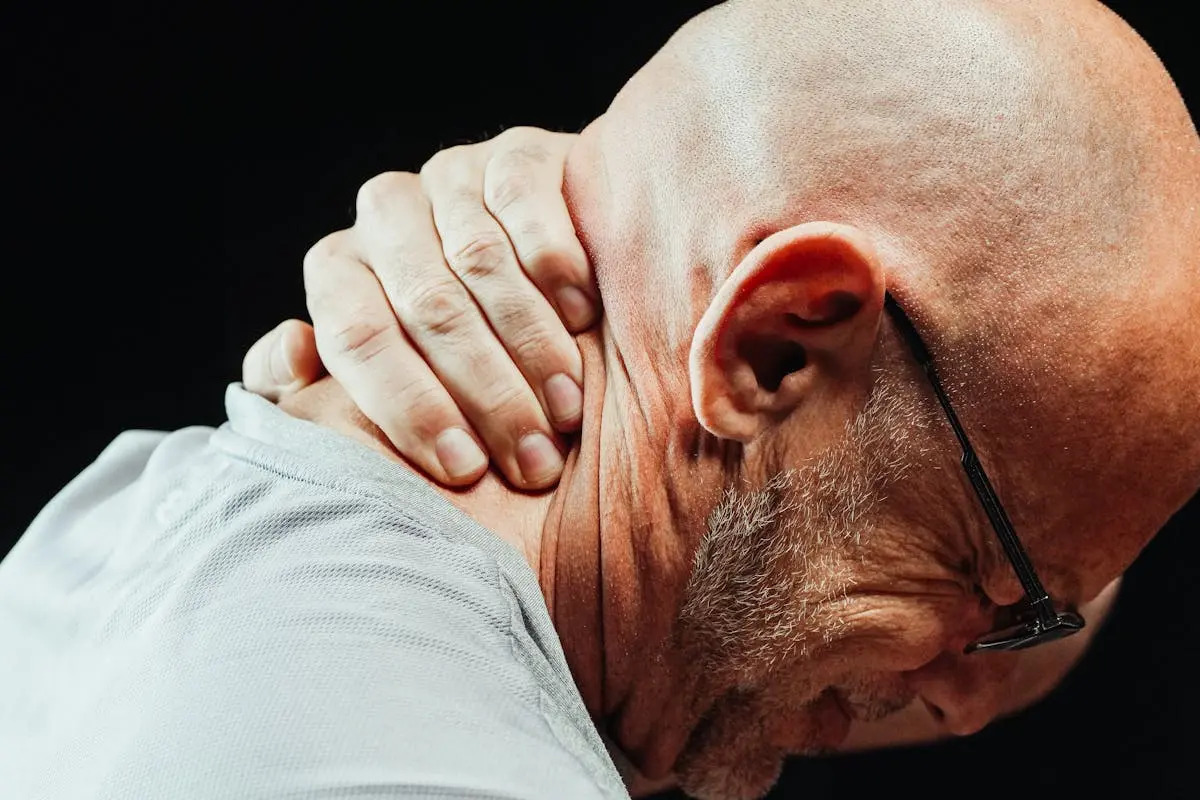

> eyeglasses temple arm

[{"left": 883, "top": 296, "right": 1057, "bottom": 625}]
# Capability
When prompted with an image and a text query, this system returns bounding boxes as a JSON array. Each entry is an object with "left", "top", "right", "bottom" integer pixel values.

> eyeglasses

[{"left": 883, "top": 293, "right": 1085, "bottom": 654}]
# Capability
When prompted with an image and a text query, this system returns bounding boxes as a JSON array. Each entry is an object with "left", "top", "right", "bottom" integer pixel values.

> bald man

[{"left": 2, "top": 2, "right": 1197, "bottom": 800}]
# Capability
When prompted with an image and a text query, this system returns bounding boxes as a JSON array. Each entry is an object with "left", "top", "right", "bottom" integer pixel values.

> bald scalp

[{"left": 633, "top": 0, "right": 1200, "bottom": 597}]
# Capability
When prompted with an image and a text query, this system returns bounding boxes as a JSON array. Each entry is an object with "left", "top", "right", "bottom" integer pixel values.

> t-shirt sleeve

[{"left": 0, "top": 425, "right": 625, "bottom": 800}]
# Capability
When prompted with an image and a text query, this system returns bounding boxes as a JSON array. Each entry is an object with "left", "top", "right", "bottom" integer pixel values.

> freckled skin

[{"left": 284, "top": 1, "right": 1200, "bottom": 797}]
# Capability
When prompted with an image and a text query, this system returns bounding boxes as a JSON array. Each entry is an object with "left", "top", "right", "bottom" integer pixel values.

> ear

[{"left": 688, "top": 222, "right": 886, "bottom": 442}]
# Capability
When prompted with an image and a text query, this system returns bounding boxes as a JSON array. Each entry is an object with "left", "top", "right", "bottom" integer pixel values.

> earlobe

[{"left": 688, "top": 222, "right": 886, "bottom": 442}]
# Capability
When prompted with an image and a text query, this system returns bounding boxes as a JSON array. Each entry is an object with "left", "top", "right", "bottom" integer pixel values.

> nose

[{"left": 903, "top": 650, "right": 1018, "bottom": 736}]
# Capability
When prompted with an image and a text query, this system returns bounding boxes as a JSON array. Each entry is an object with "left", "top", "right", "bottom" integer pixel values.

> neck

[
  {"left": 278, "top": 327, "right": 698, "bottom": 777},
  {"left": 278, "top": 331, "right": 625, "bottom": 713},
  {"left": 429, "top": 331, "right": 615, "bottom": 717}
]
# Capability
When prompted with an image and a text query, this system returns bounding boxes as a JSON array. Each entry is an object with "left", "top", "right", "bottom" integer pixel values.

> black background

[{"left": 4, "top": 2, "right": 1197, "bottom": 798}]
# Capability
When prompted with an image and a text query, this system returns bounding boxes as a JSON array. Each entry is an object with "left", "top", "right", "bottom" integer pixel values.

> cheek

[{"left": 831, "top": 594, "right": 971, "bottom": 672}]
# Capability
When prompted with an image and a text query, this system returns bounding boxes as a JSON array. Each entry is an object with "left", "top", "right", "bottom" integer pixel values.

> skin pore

[{"left": 282, "top": 1, "right": 1200, "bottom": 798}]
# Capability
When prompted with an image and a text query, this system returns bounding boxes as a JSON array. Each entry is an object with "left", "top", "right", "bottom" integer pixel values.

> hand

[{"left": 242, "top": 127, "right": 598, "bottom": 490}]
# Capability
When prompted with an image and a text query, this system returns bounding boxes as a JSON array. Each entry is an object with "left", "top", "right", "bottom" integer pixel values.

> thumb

[{"left": 242, "top": 319, "right": 324, "bottom": 401}]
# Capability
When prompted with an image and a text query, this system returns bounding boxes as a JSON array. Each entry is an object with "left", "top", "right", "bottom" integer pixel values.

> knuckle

[
  {"left": 447, "top": 232, "right": 511, "bottom": 282},
  {"left": 327, "top": 317, "right": 393, "bottom": 366},
  {"left": 373, "top": 239, "right": 423, "bottom": 278},
  {"left": 422, "top": 151, "right": 483, "bottom": 212},
  {"left": 445, "top": 184, "right": 482, "bottom": 212},
  {"left": 390, "top": 382, "right": 456, "bottom": 441},
  {"left": 493, "top": 126, "right": 534, "bottom": 146},
  {"left": 303, "top": 280, "right": 330, "bottom": 321},
  {"left": 494, "top": 126, "right": 554, "bottom": 162},
  {"left": 489, "top": 303, "right": 566, "bottom": 379},
  {"left": 355, "top": 171, "right": 418, "bottom": 218},
  {"left": 475, "top": 381, "right": 531, "bottom": 424},
  {"left": 302, "top": 231, "right": 345, "bottom": 275},
  {"left": 404, "top": 279, "right": 474, "bottom": 339},
  {"left": 509, "top": 327, "right": 555, "bottom": 370},
  {"left": 483, "top": 170, "right": 535, "bottom": 214},
  {"left": 420, "top": 144, "right": 469, "bottom": 178},
  {"left": 489, "top": 298, "right": 554, "bottom": 355},
  {"left": 303, "top": 280, "right": 333, "bottom": 319},
  {"left": 511, "top": 216, "right": 549, "bottom": 242}
]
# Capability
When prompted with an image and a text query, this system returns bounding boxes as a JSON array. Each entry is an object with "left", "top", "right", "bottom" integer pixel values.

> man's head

[{"left": 562, "top": 0, "right": 1200, "bottom": 796}]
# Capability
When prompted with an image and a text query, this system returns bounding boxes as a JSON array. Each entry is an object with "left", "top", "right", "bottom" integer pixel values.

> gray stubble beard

[{"left": 672, "top": 369, "right": 927, "bottom": 800}]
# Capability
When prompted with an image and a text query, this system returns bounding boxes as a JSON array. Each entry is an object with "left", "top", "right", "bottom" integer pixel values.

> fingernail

[
  {"left": 517, "top": 432, "right": 564, "bottom": 485},
  {"left": 270, "top": 333, "right": 295, "bottom": 385},
  {"left": 556, "top": 286, "right": 597, "bottom": 330},
  {"left": 544, "top": 373, "right": 583, "bottom": 425},
  {"left": 436, "top": 428, "right": 488, "bottom": 480}
]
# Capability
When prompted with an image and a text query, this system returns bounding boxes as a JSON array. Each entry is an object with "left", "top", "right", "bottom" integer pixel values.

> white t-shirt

[{"left": 0, "top": 385, "right": 628, "bottom": 799}]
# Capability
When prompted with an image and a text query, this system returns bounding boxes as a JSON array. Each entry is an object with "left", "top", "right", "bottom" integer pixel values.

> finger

[
  {"left": 483, "top": 127, "right": 598, "bottom": 332},
  {"left": 277, "top": 319, "right": 326, "bottom": 387},
  {"left": 242, "top": 319, "right": 324, "bottom": 401},
  {"left": 303, "top": 237, "right": 490, "bottom": 486},
  {"left": 420, "top": 153, "right": 585, "bottom": 433},
  {"left": 355, "top": 171, "right": 567, "bottom": 489}
]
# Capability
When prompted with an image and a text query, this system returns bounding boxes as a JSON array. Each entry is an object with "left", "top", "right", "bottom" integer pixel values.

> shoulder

[{"left": 1, "top": 413, "right": 627, "bottom": 799}]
